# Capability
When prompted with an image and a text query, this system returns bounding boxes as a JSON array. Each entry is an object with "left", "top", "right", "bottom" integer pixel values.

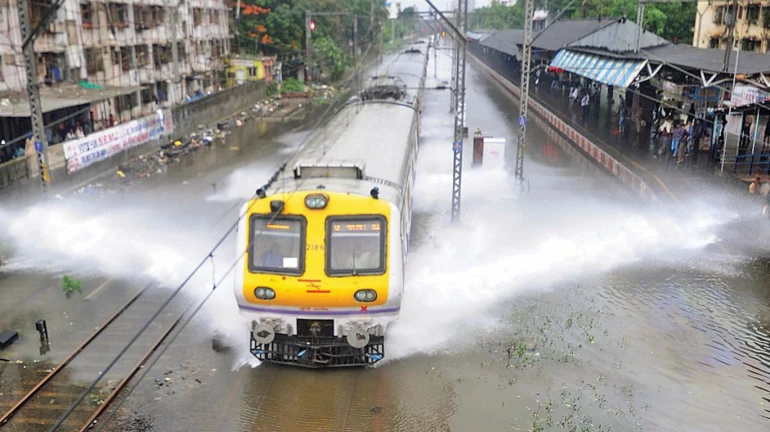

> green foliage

[
  {"left": 312, "top": 36, "right": 349, "bottom": 81},
  {"left": 266, "top": 82, "right": 279, "bottom": 97},
  {"left": 234, "top": 0, "right": 388, "bottom": 56},
  {"left": 469, "top": 0, "right": 696, "bottom": 45},
  {"left": 281, "top": 77, "right": 305, "bottom": 93},
  {"left": 62, "top": 275, "right": 82, "bottom": 300}
]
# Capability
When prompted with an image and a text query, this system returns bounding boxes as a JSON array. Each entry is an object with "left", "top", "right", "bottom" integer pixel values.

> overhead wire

[{"left": 49, "top": 18, "right": 395, "bottom": 431}]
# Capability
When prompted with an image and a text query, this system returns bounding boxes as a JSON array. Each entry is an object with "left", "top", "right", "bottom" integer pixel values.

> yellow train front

[{"left": 234, "top": 43, "right": 428, "bottom": 367}]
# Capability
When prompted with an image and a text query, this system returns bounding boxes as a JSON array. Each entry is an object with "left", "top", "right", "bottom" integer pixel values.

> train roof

[
  {"left": 290, "top": 101, "right": 416, "bottom": 188},
  {"left": 264, "top": 48, "right": 428, "bottom": 202}
]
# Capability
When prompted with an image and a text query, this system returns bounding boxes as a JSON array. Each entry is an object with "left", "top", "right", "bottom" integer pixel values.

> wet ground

[{"left": 1, "top": 43, "right": 769, "bottom": 432}]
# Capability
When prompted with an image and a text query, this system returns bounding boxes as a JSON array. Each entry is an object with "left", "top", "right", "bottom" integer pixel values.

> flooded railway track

[{"left": 0, "top": 284, "right": 186, "bottom": 432}]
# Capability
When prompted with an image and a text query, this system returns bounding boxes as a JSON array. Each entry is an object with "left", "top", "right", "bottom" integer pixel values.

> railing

[
  {"left": 0, "top": 157, "right": 30, "bottom": 189},
  {"left": 729, "top": 152, "right": 770, "bottom": 175}
]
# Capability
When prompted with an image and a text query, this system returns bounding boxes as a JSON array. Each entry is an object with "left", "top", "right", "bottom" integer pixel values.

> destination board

[{"left": 332, "top": 222, "right": 381, "bottom": 232}]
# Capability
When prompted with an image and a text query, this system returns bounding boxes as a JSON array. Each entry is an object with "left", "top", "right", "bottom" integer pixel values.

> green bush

[
  {"left": 62, "top": 275, "right": 82, "bottom": 299},
  {"left": 266, "top": 82, "right": 279, "bottom": 97},
  {"left": 281, "top": 78, "right": 305, "bottom": 94}
]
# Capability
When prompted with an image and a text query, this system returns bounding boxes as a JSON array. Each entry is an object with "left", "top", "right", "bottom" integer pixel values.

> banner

[
  {"left": 63, "top": 109, "right": 173, "bottom": 174},
  {"left": 730, "top": 84, "right": 770, "bottom": 108}
]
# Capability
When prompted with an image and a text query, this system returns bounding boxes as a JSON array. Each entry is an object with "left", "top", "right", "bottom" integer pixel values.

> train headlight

[
  {"left": 354, "top": 289, "right": 377, "bottom": 302},
  {"left": 254, "top": 286, "right": 276, "bottom": 300},
  {"left": 304, "top": 194, "right": 328, "bottom": 209}
]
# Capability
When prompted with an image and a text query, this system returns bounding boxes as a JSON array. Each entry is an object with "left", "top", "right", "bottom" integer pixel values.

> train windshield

[
  {"left": 249, "top": 216, "right": 304, "bottom": 274},
  {"left": 327, "top": 217, "right": 386, "bottom": 275}
]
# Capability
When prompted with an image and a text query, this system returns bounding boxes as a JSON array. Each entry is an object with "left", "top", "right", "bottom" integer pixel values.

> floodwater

[{"left": 0, "top": 43, "right": 769, "bottom": 432}]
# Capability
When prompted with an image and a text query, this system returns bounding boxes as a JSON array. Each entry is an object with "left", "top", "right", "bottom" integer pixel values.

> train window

[
  {"left": 326, "top": 216, "right": 386, "bottom": 275},
  {"left": 248, "top": 215, "right": 305, "bottom": 275}
]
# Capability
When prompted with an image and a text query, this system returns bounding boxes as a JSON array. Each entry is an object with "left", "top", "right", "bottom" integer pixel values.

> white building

[
  {"left": 693, "top": 0, "right": 770, "bottom": 52},
  {"left": 0, "top": 0, "right": 230, "bottom": 133}
]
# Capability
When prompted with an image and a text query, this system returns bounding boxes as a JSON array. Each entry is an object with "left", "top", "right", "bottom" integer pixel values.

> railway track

[{"left": 0, "top": 284, "right": 186, "bottom": 432}]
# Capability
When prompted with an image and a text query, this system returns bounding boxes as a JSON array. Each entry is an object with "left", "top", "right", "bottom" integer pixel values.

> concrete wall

[
  {"left": 0, "top": 80, "right": 266, "bottom": 195},
  {"left": 469, "top": 53, "right": 659, "bottom": 202},
  {"left": 170, "top": 80, "right": 266, "bottom": 139}
]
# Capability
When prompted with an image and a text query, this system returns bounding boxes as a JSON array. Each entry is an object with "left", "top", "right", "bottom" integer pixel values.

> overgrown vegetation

[
  {"left": 281, "top": 78, "right": 305, "bottom": 94},
  {"left": 265, "top": 82, "right": 279, "bottom": 97},
  {"left": 62, "top": 275, "right": 82, "bottom": 299}
]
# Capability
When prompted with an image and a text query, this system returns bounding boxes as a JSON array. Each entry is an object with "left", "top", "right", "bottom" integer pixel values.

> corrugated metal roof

[
  {"left": 568, "top": 20, "right": 669, "bottom": 53},
  {"left": 0, "top": 85, "right": 144, "bottom": 118},
  {"left": 478, "top": 18, "right": 621, "bottom": 55},
  {"left": 475, "top": 18, "right": 770, "bottom": 76},
  {"left": 531, "top": 17, "right": 616, "bottom": 51},
  {"left": 479, "top": 29, "right": 523, "bottom": 58},
  {"left": 644, "top": 44, "right": 770, "bottom": 75}
]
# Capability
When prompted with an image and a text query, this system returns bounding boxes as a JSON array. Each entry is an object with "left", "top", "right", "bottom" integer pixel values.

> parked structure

[
  {"left": 469, "top": 16, "right": 770, "bottom": 173},
  {"left": 693, "top": 0, "right": 770, "bottom": 52},
  {"left": 0, "top": 0, "right": 230, "bottom": 163},
  {"left": 223, "top": 55, "right": 276, "bottom": 88}
]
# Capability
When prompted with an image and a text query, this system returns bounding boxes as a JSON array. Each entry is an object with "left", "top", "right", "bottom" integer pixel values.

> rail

[{"left": 0, "top": 283, "right": 185, "bottom": 431}]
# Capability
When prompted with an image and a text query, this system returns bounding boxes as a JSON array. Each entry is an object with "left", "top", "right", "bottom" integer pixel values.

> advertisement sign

[
  {"left": 681, "top": 86, "right": 721, "bottom": 103},
  {"left": 730, "top": 84, "right": 770, "bottom": 108},
  {"left": 63, "top": 109, "right": 173, "bottom": 174},
  {"left": 482, "top": 137, "right": 506, "bottom": 169}
]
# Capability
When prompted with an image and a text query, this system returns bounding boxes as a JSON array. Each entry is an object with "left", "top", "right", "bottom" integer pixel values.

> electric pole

[
  {"left": 451, "top": 0, "right": 467, "bottom": 222},
  {"left": 449, "top": 9, "right": 457, "bottom": 112},
  {"left": 170, "top": 1, "right": 180, "bottom": 103},
  {"left": 425, "top": 0, "right": 467, "bottom": 222},
  {"left": 18, "top": 0, "right": 66, "bottom": 193},
  {"left": 514, "top": 0, "right": 533, "bottom": 182},
  {"left": 723, "top": 0, "right": 738, "bottom": 71},
  {"left": 305, "top": 10, "right": 311, "bottom": 82}
]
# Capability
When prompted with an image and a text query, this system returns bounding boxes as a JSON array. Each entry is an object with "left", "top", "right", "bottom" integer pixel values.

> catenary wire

[{"left": 48, "top": 23, "right": 393, "bottom": 430}]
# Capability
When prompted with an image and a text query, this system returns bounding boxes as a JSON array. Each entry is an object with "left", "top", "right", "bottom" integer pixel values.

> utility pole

[
  {"left": 18, "top": 0, "right": 65, "bottom": 193},
  {"left": 434, "top": 30, "right": 438, "bottom": 78},
  {"left": 514, "top": 0, "right": 533, "bottom": 182},
  {"left": 449, "top": 9, "right": 457, "bottom": 112},
  {"left": 450, "top": 0, "right": 468, "bottom": 222},
  {"left": 513, "top": 0, "right": 580, "bottom": 181},
  {"left": 305, "top": 10, "right": 312, "bottom": 82},
  {"left": 724, "top": 0, "right": 738, "bottom": 71},
  {"left": 425, "top": 0, "right": 467, "bottom": 222},
  {"left": 170, "top": 2, "right": 180, "bottom": 103}
]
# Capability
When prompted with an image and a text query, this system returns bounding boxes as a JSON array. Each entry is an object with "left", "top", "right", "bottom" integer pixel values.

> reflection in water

[
  {"left": 237, "top": 364, "right": 456, "bottom": 432},
  {"left": 591, "top": 262, "right": 770, "bottom": 429}
]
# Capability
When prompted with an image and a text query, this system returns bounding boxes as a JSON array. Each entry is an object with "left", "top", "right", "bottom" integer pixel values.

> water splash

[{"left": 385, "top": 162, "right": 732, "bottom": 361}]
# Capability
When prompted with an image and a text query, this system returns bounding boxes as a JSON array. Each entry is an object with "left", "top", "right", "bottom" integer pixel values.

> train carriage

[{"left": 234, "top": 43, "right": 430, "bottom": 367}]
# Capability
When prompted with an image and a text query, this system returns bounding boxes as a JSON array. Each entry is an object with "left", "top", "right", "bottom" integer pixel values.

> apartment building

[
  {"left": 0, "top": 0, "right": 230, "bottom": 135},
  {"left": 693, "top": 0, "right": 770, "bottom": 52}
]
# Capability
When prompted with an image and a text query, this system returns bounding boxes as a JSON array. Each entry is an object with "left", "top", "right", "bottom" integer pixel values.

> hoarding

[{"left": 63, "top": 109, "right": 173, "bottom": 174}]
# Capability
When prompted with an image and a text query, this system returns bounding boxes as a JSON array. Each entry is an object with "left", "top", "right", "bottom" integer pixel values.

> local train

[{"left": 233, "top": 41, "right": 430, "bottom": 367}]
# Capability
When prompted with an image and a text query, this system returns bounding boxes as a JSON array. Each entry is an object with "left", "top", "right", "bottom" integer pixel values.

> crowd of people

[{"left": 0, "top": 115, "right": 96, "bottom": 164}]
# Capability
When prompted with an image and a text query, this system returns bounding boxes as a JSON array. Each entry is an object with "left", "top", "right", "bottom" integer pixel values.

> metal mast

[
  {"left": 449, "top": 9, "right": 457, "bottom": 112},
  {"left": 18, "top": 0, "right": 66, "bottom": 193},
  {"left": 425, "top": 0, "right": 468, "bottom": 222},
  {"left": 450, "top": 0, "right": 468, "bottom": 222},
  {"left": 514, "top": 0, "right": 534, "bottom": 181}
]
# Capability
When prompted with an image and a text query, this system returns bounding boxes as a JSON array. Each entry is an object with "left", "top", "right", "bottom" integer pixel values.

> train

[{"left": 233, "top": 41, "right": 430, "bottom": 367}]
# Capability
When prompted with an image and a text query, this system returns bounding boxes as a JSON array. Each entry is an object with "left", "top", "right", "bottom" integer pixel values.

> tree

[{"left": 312, "top": 35, "right": 348, "bottom": 80}]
